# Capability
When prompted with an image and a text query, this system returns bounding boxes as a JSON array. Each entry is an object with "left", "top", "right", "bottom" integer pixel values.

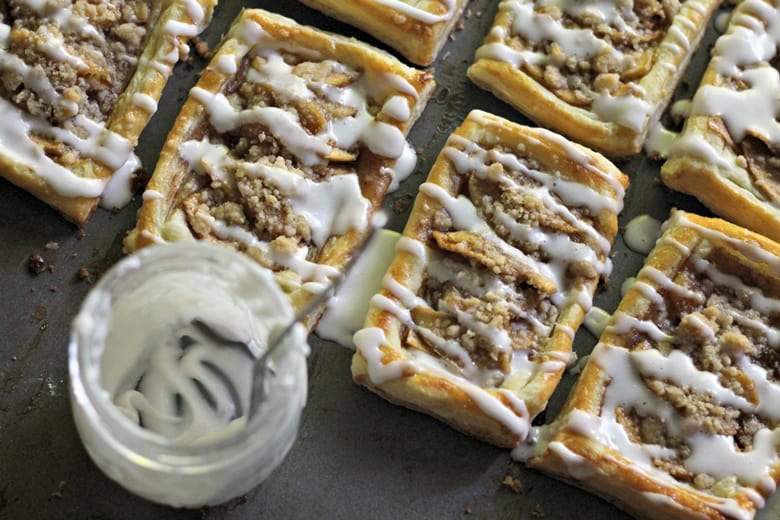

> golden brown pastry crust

[
  {"left": 0, "top": 0, "right": 217, "bottom": 224},
  {"left": 467, "top": 0, "right": 721, "bottom": 158},
  {"left": 352, "top": 110, "right": 628, "bottom": 448},
  {"left": 124, "top": 8, "right": 435, "bottom": 320},
  {"left": 528, "top": 210, "right": 780, "bottom": 520},
  {"left": 662, "top": 0, "right": 780, "bottom": 243},
  {"left": 296, "top": 0, "right": 470, "bottom": 66}
]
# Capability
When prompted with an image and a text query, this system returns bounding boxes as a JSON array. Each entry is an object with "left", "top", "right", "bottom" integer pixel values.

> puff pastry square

[
  {"left": 0, "top": 0, "right": 216, "bottom": 224},
  {"left": 352, "top": 110, "right": 628, "bottom": 448},
  {"left": 467, "top": 0, "right": 721, "bottom": 158},
  {"left": 662, "top": 0, "right": 780, "bottom": 243},
  {"left": 527, "top": 210, "right": 780, "bottom": 520},
  {"left": 296, "top": 0, "right": 470, "bottom": 66},
  {"left": 124, "top": 9, "right": 435, "bottom": 320}
]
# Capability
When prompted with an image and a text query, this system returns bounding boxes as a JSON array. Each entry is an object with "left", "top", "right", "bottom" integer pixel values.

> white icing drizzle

[
  {"left": 0, "top": 46, "right": 78, "bottom": 118},
  {"left": 386, "top": 144, "right": 418, "bottom": 192},
  {"left": 164, "top": 0, "right": 206, "bottom": 39},
  {"left": 609, "top": 311, "right": 675, "bottom": 342},
  {"left": 189, "top": 201, "right": 341, "bottom": 288},
  {"left": 0, "top": 98, "right": 119, "bottom": 198},
  {"left": 372, "top": 0, "right": 456, "bottom": 24},
  {"left": 0, "top": 0, "right": 211, "bottom": 208},
  {"left": 192, "top": 22, "right": 417, "bottom": 170},
  {"left": 381, "top": 95, "right": 412, "bottom": 122},
  {"left": 592, "top": 87, "right": 652, "bottom": 133},
  {"left": 513, "top": 118, "right": 626, "bottom": 205},
  {"left": 439, "top": 132, "right": 617, "bottom": 310},
  {"left": 36, "top": 24, "right": 87, "bottom": 69},
  {"left": 552, "top": 211, "right": 780, "bottom": 514},
  {"left": 142, "top": 189, "right": 166, "bottom": 201},
  {"left": 671, "top": 0, "right": 780, "bottom": 194},
  {"left": 132, "top": 93, "right": 158, "bottom": 114},
  {"left": 176, "top": 15, "right": 421, "bottom": 288},
  {"left": 191, "top": 89, "right": 331, "bottom": 166},
  {"left": 354, "top": 113, "right": 624, "bottom": 443},
  {"left": 475, "top": 0, "right": 710, "bottom": 130},
  {"left": 100, "top": 152, "right": 141, "bottom": 210},
  {"left": 715, "top": 10, "right": 732, "bottom": 34},
  {"left": 214, "top": 54, "right": 238, "bottom": 75},
  {"left": 242, "top": 160, "right": 371, "bottom": 248},
  {"left": 20, "top": 0, "right": 103, "bottom": 40},
  {"left": 354, "top": 326, "right": 532, "bottom": 441},
  {"left": 620, "top": 276, "right": 636, "bottom": 297},
  {"left": 671, "top": 98, "right": 692, "bottom": 119}
]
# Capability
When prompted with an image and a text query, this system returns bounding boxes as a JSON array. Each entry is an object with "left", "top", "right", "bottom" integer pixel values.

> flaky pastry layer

[{"left": 296, "top": 0, "right": 470, "bottom": 66}]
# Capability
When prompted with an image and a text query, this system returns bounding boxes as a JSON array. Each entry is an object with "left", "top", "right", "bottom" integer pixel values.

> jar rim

[{"left": 68, "top": 241, "right": 308, "bottom": 464}]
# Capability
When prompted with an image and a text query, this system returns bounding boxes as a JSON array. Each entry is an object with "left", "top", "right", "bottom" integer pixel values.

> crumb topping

[
  {"left": 406, "top": 140, "right": 612, "bottom": 386},
  {"left": 668, "top": 0, "right": 780, "bottom": 208},
  {"left": 0, "top": 0, "right": 158, "bottom": 124},
  {"left": 502, "top": 0, "right": 680, "bottom": 108},
  {"left": 597, "top": 231, "right": 780, "bottom": 494},
  {"left": 174, "top": 26, "right": 422, "bottom": 282},
  {"left": 181, "top": 55, "right": 369, "bottom": 269}
]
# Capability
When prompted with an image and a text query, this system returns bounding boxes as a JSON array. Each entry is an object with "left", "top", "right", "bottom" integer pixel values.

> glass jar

[{"left": 68, "top": 241, "right": 308, "bottom": 508}]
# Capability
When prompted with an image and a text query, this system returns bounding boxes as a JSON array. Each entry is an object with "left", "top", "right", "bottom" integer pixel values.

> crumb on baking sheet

[
  {"left": 77, "top": 267, "right": 92, "bottom": 283},
  {"left": 48, "top": 480, "right": 66, "bottom": 500},
  {"left": 27, "top": 253, "right": 46, "bottom": 275},
  {"left": 392, "top": 194, "right": 414, "bottom": 214},
  {"left": 502, "top": 475, "right": 524, "bottom": 494},
  {"left": 192, "top": 35, "right": 213, "bottom": 60},
  {"left": 30, "top": 304, "right": 47, "bottom": 322}
]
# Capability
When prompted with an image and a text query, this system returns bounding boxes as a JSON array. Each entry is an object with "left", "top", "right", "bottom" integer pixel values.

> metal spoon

[{"left": 246, "top": 225, "right": 380, "bottom": 420}]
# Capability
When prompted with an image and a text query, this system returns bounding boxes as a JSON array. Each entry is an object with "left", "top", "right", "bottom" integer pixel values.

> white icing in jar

[{"left": 68, "top": 241, "right": 309, "bottom": 507}]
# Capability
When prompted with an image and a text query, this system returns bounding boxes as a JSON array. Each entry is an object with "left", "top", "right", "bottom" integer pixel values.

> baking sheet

[{"left": 1, "top": 1, "right": 778, "bottom": 518}]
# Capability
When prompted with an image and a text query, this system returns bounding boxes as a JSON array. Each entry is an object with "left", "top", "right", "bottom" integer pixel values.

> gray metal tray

[{"left": 1, "top": 1, "right": 778, "bottom": 518}]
